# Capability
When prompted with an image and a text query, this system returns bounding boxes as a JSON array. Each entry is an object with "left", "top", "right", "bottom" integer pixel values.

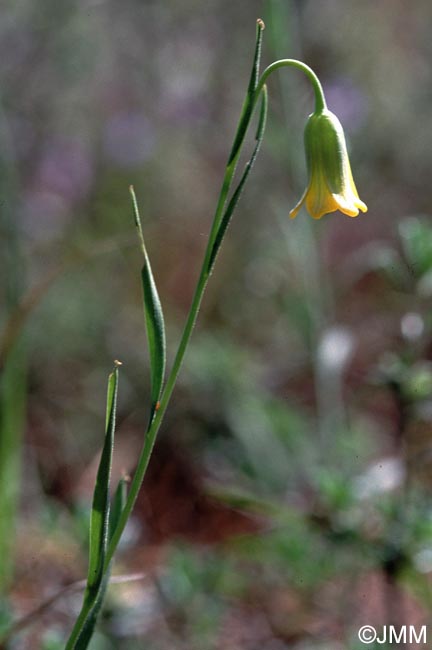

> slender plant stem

[
  {"left": 105, "top": 89, "right": 262, "bottom": 568},
  {"left": 105, "top": 50, "right": 326, "bottom": 573},
  {"left": 256, "top": 59, "right": 326, "bottom": 113}
]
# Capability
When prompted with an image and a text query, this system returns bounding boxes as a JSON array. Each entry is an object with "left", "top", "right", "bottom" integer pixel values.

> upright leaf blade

[
  {"left": 109, "top": 475, "right": 128, "bottom": 542},
  {"left": 65, "top": 365, "right": 119, "bottom": 650},
  {"left": 208, "top": 86, "right": 268, "bottom": 273},
  {"left": 130, "top": 186, "right": 166, "bottom": 420},
  {"left": 227, "top": 18, "right": 265, "bottom": 166},
  {"left": 87, "top": 366, "right": 118, "bottom": 587},
  {"left": 248, "top": 18, "right": 265, "bottom": 94}
]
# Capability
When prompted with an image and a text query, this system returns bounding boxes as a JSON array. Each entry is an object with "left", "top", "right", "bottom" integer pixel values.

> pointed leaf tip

[
  {"left": 65, "top": 368, "right": 119, "bottom": 649},
  {"left": 129, "top": 189, "right": 166, "bottom": 421}
]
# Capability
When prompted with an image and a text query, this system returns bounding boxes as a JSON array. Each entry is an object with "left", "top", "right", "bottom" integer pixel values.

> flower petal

[
  {"left": 333, "top": 194, "right": 361, "bottom": 217},
  {"left": 289, "top": 186, "right": 308, "bottom": 219}
]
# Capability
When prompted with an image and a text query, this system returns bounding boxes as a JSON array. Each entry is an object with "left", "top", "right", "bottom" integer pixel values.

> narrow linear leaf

[
  {"left": 109, "top": 475, "right": 128, "bottom": 542},
  {"left": 228, "top": 18, "right": 265, "bottom": 165},
  {"left": 141, "top": 266, "right": 165, "bottom": 415},
  {"left": 208, "top": 86, "right": 268, "bottom": 273},
  {"left": 248, "top": 18, "right": 265, "bottom": 94},
  {"left": 65, "top": 365, "right": 119, "bottom": 650},
  {"left": 71, "top": 476, "right": 129, "bottom": 646},
  {"left": 87, "top": 366, "right": 118, "bottom": 588},
  {"left": 70, "top": 571, "right": 110, "bottom": 650},
  {"left": 130, "top": 186, "right": 166, "bottom": 420}
]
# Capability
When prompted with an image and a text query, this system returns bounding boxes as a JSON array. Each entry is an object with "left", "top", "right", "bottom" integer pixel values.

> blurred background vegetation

[{"left": 2, "top": 0, "right": 432, "bottom": 648}]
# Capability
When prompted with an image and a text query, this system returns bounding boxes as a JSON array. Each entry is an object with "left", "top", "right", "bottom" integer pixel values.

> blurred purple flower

[
  {"left": 36, "top": 138, "right": 93, "bottom": 202},
  {"left": 21, "top": 189, "right": 71, "bottom": 242},
  {"left": 103, "top": 111, "right": 156, "bottom": 168},
  {"left": 324, "top": 78, "right": 369, "bottom": 132}
]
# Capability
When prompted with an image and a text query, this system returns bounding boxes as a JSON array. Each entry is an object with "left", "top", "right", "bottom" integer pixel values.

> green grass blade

[
  {"left": 130, "top": 186, "right": 166, "bottom": 421},
  {"left": 208, "top": 86, "right": 268, "bottom": 273},
  {"left": 227, "top": 18, "right": 265, "bottom": 165},
  {"left": 70, "top": 569, "right": 111, "bottom": 650},
  {"left": 71, "top": 474, "right": 128, "bottom": 648},
  {"left": 87, "top": 367, "right": 118, "bottom": 587},
  {"left": 248, "top": 18, "right": 265, "bottom": 94},
  {"left": 65, "top": 365, "right": 119, "bottom": 650},
  {"left": 109, "top": 476, "right": 128, "bottom": 542}
]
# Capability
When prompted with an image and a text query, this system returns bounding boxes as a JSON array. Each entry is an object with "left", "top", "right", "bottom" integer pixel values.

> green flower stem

[
  {"left": 104, "top": 51, "right": 325, "bottom": 573},
  {"left": 256, "top": 59, "right": 327, "bottom": 113},
  {"left": 104, "top": 84, "right": 266, "bottom": 570}
]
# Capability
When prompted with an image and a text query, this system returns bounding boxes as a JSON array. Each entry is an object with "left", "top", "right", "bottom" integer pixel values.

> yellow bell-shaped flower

[{"left": 290, "top": 109, "right": 367, "bottom": 220}]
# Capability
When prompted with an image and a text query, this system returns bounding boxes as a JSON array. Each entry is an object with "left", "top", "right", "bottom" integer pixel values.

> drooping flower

[{"left": 289, "top": 108, "right": 367, "bottom": 220}]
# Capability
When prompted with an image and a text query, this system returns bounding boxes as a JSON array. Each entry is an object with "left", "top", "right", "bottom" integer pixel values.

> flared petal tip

[
  {"left": 289, "top": 185, "right": 367, "bottom": 220},
  {"left": 333, "top": 193, "right": 368, "bottom": 218},
  {"left": 342, "top": 200, "right": 368, "bottom": 218},
  {"left": 289, "top": 189, "right": 308, "bottom": 219}
]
